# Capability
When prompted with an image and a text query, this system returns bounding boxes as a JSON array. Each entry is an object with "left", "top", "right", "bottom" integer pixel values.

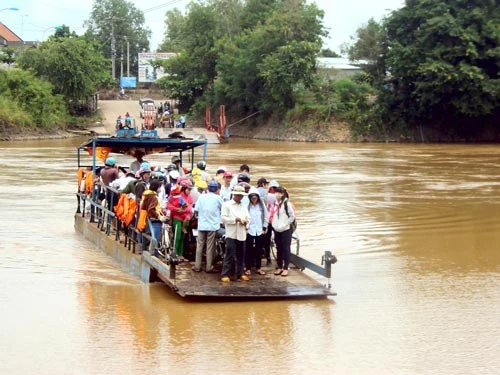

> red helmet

[{"left": 180, "top": 178, "right": 193, "bottom": 188}]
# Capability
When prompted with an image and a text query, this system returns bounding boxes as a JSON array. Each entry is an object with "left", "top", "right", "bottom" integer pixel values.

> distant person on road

[
  {"left": 116, "top": 115, "right": 123, "bottom": 130},
  {"left": 124, "top": 112, "right": 132, "bottom": 128}
]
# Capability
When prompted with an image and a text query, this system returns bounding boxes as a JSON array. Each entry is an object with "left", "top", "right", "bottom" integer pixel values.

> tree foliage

[
  {"left": 85, "top": 0, "right": 151, "bottom": 78},
  {"left": 158, "top": 0, "right": 326, "bottom": 116},
  {"left": 344, "top": 18, "right": 387, "bottom": 86},
  {"left": 157, "top": 2, "right": 219, "bottom": 111},
  {"left": 319, "top": 48, "right": 341, "bottom": 57},
  {"left": 0, "top": 69, "right": 67, "bottom": 129},
  {"left": 383, "top": 0, "right": 500, "bottom": 131},
  {"left": 17, "top": 35, "right": 109, "bottom": 110},
  {"left": 0, "top": 47, "right": 16, "bottom": 66}
]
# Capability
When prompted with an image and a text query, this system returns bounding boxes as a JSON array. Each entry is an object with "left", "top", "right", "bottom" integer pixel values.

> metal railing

[{"left": 76, "top": 183, "right": 336, "bottom": 288}]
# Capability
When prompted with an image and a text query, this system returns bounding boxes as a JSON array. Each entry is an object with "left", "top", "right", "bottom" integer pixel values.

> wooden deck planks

[{"left": 144, "top": 254, "right": 334, "bottom": 299}]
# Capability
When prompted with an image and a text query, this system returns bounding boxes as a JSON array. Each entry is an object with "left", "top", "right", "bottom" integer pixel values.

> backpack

[{"left": 283, "top": 199, "right": 297, "bottom": 233}]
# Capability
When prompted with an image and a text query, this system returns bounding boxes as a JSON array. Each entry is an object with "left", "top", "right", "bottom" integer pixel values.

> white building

[{"left": 316, "top": 57, "right": 365, "bottom": 80}]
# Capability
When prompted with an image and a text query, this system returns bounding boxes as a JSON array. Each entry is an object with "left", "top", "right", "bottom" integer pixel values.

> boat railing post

[
  {"left": 321, "top": 251, "right": 338, "bottom": 289},
  {"left": 293, "top": 232, "right": 300, "bottom": 255}
]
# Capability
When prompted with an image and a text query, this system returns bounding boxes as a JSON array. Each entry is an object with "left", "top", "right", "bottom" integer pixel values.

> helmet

[
  {"left": 208, "top": 180, "right": 218, "bottom": 192},
  {"left": 195, "top": 180, "right": 208, "bottom": 189},
  {"left": 237, "top": 172, "right": 250, "bottom": 183},
  {"left": 105, "top": 157, "right": 116, "bottom": 166},
  {"left": 238, "top": 181, "right": 251, "bottom": 191},
  {"left": 197, "top": 160, "right": 206, "bottom": 170},
  {"left": 269, "top": 179, "right": 279, "bottom": 188},
  {"left": 139, "top": 166, "right": 151, "bottom": 174},
  {"left": 140, "top": 162, "right": 150, "bottom": 170},
  {"left": 171, "top": 155, "right": 181, "bottom": 163},
  {"left": 168, "top": 170, "right": 180, "bottom": 180},
  {"left": 180, "top": 179, "right": 193, "bottom": 188},
  {"left": 166, "top": 164, "right": 177, "bottom": 172}
]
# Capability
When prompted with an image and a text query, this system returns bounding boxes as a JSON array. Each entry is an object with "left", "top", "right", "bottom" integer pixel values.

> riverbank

[
  {"left": 0, "top": 124, "right": 97, "bottom": 142},
  {"left": 228, "top": 118, "right": 354, "bottom": 142}
]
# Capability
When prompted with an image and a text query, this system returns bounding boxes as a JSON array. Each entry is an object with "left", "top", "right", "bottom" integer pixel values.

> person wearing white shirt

[
  {"left": 245, "top": 188, "right": 269, "bottom": 276},
  {"left": 220, "top": 186, "right": 250, "bottom": 282}
]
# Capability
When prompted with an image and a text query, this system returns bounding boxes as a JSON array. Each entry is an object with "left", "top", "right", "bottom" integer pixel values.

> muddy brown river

[{"left": 0, "top": 138, "right": 499, "bottom": 374}]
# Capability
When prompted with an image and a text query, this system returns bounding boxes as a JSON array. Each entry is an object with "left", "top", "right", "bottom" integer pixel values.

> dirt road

[{"left": 98, "top": 99, "right": 142, "bottom": 134}]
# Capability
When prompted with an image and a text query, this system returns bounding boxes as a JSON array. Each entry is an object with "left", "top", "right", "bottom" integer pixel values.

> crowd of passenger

[{"left": 77, "top": 151, "right": 296, "bottom": 282}]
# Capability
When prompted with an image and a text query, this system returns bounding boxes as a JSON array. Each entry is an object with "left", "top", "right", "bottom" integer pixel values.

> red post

[
  {"left": 205, "top": 104, "right": 211, "bottom": 130},
  {"left": 219, "top": 105, "right": 226, "bottom": 137}
]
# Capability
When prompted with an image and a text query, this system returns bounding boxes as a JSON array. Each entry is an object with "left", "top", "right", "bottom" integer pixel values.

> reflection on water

[{"left": 0, "top": 139, "right": 499, "bottom": 374}]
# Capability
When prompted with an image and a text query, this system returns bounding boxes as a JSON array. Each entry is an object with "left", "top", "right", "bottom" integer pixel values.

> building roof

[
  {"left": 0, "top": 22, "right": 22, "bottom": 43},
  {"left": 316, "top": 57, "right": 361, "bottom": 71}
]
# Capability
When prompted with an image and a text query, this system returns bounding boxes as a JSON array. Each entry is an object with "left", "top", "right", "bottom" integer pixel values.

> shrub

[{"left": 0, "top": 69, "right": 67, "bottom": 129}]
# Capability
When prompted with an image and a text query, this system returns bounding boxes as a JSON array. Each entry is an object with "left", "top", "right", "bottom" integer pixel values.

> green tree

[
  {"left": 383, "top": 0, "right": 500, "bottom": 132},
  {"left": 17, "top": 36, "right": 108, "bottom": 111},
  {"left": 0, "top": 69, "right": 67, "bottom": 129},
  {"left": 319, "top": 48, "right": 341, "bottom": 57},
  {"left": 158, "top": 8, "right": 186, "bottom": 52},
  {"left": 85, "top": 0, "right": 150, "bottom": 78},
  {"left": 157, "top": 2, "right": 219, "bottom": 110},
  {"left": 0, "top": 47, "right": 16, "bottom": 66},
  {"left": 214, "top": 0, "right": 326, "bottom": 115},
  {"left": 344, "top": 18, "right": 386, "bottom": 86}
]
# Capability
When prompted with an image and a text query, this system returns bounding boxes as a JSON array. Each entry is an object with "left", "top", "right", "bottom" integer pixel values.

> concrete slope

[{"left": 97, "top": 100, "right": 220, "bottom": 143}]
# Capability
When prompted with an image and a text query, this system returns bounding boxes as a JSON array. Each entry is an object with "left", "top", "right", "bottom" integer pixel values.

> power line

[{"left": 142, "top": 0, "right": 185, "bottom": 13}]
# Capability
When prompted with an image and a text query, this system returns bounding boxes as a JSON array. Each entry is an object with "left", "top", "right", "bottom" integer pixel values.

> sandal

[
  {"left": 274, "top": 269, "right": 283, "bottom": 275},
  {"left": 281, "top": 270, "right": 289, "bottom": 277},
  {"left": 256, "top": 269, "right": 266, "bottom": 275},
  {"left": 244, "top": 269, "right": 251, "bottom": 276}
]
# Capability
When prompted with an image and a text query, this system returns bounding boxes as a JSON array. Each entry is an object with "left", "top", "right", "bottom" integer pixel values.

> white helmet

[{"left": 169, "top": 170, "right": 180, "bottom": 180}]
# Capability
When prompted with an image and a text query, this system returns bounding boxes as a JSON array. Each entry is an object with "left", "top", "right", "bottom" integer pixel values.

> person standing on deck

[
  {"left": 167, "top": 179, "right": 194, "bottom": 261},
  {"left": 134, "top": 165, "right": 152, "bottom": 203},
  {"left": 271, "top": 186, "right": 295, "bottom": 277},
  {"left": 256, "top": 177, "right": 269, "bottom": 200},
  {"left": 214, "top": 166, "right": 227, "bottom": 185},
  {"left": 171, "top": 155, "right": 185, "bottom": 176},
  {"left": 230, "top": 164, "right": 250, "bottom": 189},
  {"left": 262, "top": 179, "right": 279, "bottom": 265},
  {"left": 220, "top": 170, "right": 233, "bottom": 202},
  {"left": 141, "top": 179, "right": 167, "bottom": 254},
  {"left": 245, "top": 188, "right": 269, "bottom": 276},
  {"left": 220, "top": 185, "right": 250, "bottom": 282},
  {"left": 129, "top": 150, "right": 148, "bottom": 174},
  {"left": 100, "top": 157, "right": 120, "bottom": 208},
  {"left": 192, "top": 180, "right": 223, "bottom": 273}
]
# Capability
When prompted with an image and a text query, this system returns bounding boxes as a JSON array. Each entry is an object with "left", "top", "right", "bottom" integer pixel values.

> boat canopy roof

[{"left": 78, "top": 136, "right": 207, "bottom": 156}]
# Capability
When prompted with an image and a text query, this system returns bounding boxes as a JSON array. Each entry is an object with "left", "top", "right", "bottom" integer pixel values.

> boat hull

[{"left": 75, "top": 214, "right": 335, "bottom": 300}]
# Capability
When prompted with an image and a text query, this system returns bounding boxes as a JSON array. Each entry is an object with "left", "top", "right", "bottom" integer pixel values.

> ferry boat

[{"left": 74, "top": 132, "right": 337, "bottom": 300}]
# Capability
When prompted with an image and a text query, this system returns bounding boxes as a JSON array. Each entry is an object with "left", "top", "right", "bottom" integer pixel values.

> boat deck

[{"left": 143, "top": 253, "right": 335, "bottom": 300}]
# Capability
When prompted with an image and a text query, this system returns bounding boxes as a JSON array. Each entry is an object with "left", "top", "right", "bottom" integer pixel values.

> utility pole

[
  {"left": 111, "top": 23, "right": 116, "bottom": 80},
  {"left": 127, "top": 38, "right": 130, "bottom": 77},
  {"left": 120, "top": 45, "right": 124, "bottom": 78}
]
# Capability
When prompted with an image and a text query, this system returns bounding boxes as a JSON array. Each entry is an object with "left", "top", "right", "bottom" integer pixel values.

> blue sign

[{"left": 120, "top": 77, "right": 137, "bottom": 88}]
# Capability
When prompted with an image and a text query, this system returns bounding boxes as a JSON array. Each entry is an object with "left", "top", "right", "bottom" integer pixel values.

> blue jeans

[
  {"left": 150, "top": 221, "right": 162, "bottom": 247},
  {"left": 221, "top": 238, "right": 245, "bottom": 278},
  {"left": 274, "top": 229, "right": 292, "bottom": 270}
]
